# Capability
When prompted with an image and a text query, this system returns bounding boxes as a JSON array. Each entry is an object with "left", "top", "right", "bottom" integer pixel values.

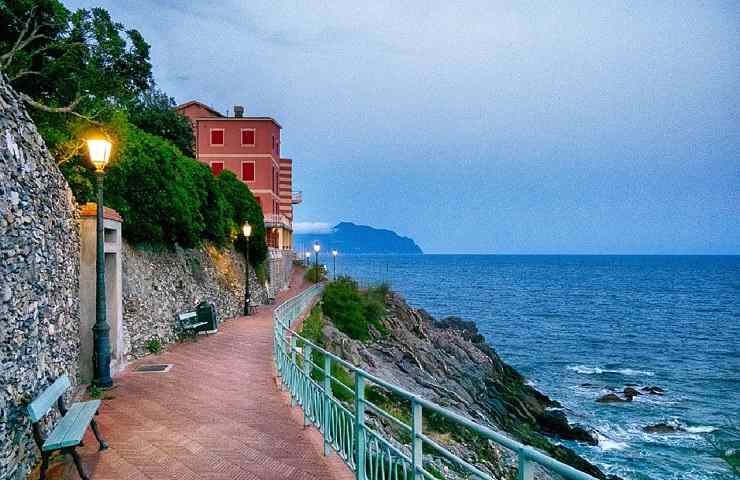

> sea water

[{"left": 331, "top": 254, "right": 740, "bottom": 480}]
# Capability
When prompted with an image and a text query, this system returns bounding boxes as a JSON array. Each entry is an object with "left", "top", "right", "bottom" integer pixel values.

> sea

[{"left": 329, "top": 254, "right": 740, "bottom": 480}]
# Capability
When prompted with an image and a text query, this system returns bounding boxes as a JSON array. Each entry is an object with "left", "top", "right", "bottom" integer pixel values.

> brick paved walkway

[{"left": 74, "top": 270, "right": 353, "bottom": 480}]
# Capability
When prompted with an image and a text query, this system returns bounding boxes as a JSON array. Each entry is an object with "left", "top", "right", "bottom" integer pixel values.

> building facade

[{"left": 176, "top": 101, "right": 299, "bottom": 249}]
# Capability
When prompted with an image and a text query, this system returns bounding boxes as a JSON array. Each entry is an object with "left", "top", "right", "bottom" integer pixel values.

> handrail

[{"left": 272, "top": 283, "right": 598, "bottom": 480}]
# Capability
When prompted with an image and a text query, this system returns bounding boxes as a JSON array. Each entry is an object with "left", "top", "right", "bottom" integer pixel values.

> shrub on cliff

[{"left": 322, "top": 277, "right": 387, "bottom": 341}]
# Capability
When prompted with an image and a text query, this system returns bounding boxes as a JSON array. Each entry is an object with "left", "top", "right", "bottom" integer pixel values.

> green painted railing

[{"left": 273, "top": 284, "right": 598, "bottom": 480}]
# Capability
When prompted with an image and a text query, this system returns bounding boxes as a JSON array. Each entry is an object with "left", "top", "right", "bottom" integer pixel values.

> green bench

[
  {"left": 27, "top": 375, "right": 108, "bottom": 480},
  {"left": 177, "top": 310, "right": 208, "bottom": 339}
]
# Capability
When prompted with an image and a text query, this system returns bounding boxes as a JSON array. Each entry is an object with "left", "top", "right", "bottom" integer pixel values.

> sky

[{"left": 67, "top": 0, "right": 740, "bottom": 254}]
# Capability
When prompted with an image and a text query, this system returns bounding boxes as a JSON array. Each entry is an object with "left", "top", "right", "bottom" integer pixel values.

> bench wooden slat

[
  {"left": 27, "top": 376, "right": 71, "bottom": 422},
  {"left": 43, "top": 400, "right": 101, "bottom": 450},
  {"left": 177, "top": 312, "right": 197, "bottom": 321}
]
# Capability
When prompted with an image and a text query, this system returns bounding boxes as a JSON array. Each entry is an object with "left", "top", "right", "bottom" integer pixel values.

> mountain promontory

[{"left": 294, "top": 222, "right": 423, "bottom": 254}]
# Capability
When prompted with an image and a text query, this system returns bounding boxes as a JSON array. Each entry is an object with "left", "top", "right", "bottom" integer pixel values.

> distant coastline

[{"left": 294, "top": 222, "right": 423, "bottom": 254}]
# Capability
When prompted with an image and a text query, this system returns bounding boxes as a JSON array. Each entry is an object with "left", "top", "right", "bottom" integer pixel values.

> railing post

[
  {"left": 323, "top": 354, "right": 332, "bottom": 456},
  {"left": 518, "top": 450, "right": 534, "bottom": 480},
  {"left": 290, "top": 336, "right": 297, "bottom": 407},
  {"left": 354, "top": 372, "right": 366, "bottom": 480},
  {"left": 303, "top": 344, "right": 312, "bottom": 426},
  {"left": 411, "top": 400, "right": 423, "bottom": 480}
]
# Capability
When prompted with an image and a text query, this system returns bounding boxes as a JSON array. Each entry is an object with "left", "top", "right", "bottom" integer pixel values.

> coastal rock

[
  {"left": 623, "top": 387, "right": 641, "bottom": 398},
  {"left": 642, "top": 386, "right": 665, "bottom": 395},
  {"left": 539, "top": 410, "right": 598, "bottom": 445},
  {"left": 321, "top": 291, "right": 611, "bottom": 479},
  {"left": 643, "top": 423, "right": 682, "bottom": 434},
  {"left": 597, "top": 393, "right": 632, "bottom": 403}
]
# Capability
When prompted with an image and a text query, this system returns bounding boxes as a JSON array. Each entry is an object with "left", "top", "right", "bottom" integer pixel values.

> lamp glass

[
  {"left": 305, "top": 252, "right": 311, "bottom": 258},
  {"left": 242, "top": 223, "right": 252, "bottom": 238},
  {"left": 313, "top": 242, "right": 321, "bottom": 253},
  {"left": 87, "top": 139, "right": 112, "bottom": 172},
  {"left": 332, "top": 250, "right": 338, "bottom": 256}
]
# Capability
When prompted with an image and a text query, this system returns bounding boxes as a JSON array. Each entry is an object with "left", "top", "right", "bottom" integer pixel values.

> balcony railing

[
  {"left": 264, "top": 213, "right": 292, "bottom": 229},
  {"left": 291, "top": 191, "right": 303, "bottom": 204}
]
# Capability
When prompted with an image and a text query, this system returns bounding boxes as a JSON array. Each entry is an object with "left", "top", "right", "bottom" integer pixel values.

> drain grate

[{"left": 135, "top": 364, "right": 172, "bottom": 373}]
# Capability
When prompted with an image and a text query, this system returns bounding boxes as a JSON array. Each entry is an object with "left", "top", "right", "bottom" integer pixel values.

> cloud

[{"left": 293, "top": 222, "right": 334, "bottom": 234}]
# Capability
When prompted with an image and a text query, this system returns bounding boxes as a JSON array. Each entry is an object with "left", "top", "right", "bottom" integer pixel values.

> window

[
  {"left": 241, "top": 161, "right": 255, "bottom": 182},
  {"left": 210, "top": 161, "right": 224, "bottom": 176},
  {"left": 241, "top": 129, "right": 255, "bottom": 146},
  {"left": 210, "top": 129, "right": 224, "bottom": 146},
  {"left": 272, "top": 135, "right": 275, "bottom": 150}
]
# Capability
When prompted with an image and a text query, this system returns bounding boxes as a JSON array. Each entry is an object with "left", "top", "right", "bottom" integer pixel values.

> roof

[
  {"left": 174, "top": 100, "right": 223, "bottom": 118},
  {"left": 193, "top": 116, "right": 282, "bottom": 129}
]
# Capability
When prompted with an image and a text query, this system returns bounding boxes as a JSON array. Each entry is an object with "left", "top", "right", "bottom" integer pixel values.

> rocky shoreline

[{"left": 320, "top": 290, "right": 619, "bottom": 479}]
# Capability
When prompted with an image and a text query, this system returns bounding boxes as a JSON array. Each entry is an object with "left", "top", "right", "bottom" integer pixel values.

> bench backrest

[
  {"left": 177, "top": 311, "right": 197, "bottom": 323},
  {"left": 27, "top": 375, "right": 70, "bottom": 422}
]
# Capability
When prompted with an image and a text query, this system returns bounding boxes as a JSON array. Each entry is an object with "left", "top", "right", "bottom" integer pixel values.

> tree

[
  {"left": 127, "top": 89, "right": 194, "bottom": 156},
  {"left": 218, "top": 170, "right": 268, "bottom": 266},
  {"left": 1, "top": 2, "right": 153, "bottom": 120}
]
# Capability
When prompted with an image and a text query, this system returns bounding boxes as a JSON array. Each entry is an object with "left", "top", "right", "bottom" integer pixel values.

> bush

[
  {"left": 305, "top": 265, "right": 327, "bottom": 284},
  {"left": 104, "top": 126, "right": 205, "bottom": 246},
  {"left": 219, "top": 170, "right": 267, "bottom": 266},
  {"left": 322, "top": 277, "right": 387, "bottom": 341}
]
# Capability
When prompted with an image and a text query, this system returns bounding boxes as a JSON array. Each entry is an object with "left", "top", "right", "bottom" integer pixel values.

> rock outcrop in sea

[{"left": 321, "top": 291, "right": 616, "bottom": 479}]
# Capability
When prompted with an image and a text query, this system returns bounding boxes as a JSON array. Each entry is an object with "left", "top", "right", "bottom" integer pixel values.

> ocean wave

[
  {"left": 567, "top": 364, "right": 655, "bottom": 376},
  {"left": 595, "top": 432, "right": 628, "bottom": 451}
]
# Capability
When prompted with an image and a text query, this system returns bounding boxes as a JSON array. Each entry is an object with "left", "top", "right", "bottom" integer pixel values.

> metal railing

[
  {"left": 272, "top": 284, "right": 598, "bottom": 480},
  {"left": 264, "top": 213, "right": 292, "bottom": 229}
]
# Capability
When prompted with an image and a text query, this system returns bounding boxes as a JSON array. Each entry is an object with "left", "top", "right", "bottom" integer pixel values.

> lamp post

[
  {"left": 332, "top": 250, "right": 338, "bottom": 280},
  {"left": 313, "top": 241, "right": 321, "bottom": 282},
  {"left": 242, "top": 223, "right": 252, "bottom": 316},
  {"left": 305, "top": 251, "right": 311, "bottom": 268},
  {"left": 87, "top": 135, "right": 113, "bottom": 388}
]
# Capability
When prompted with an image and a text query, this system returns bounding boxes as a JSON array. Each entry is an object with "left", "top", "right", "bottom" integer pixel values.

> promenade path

[{"left": 74, "top": 270, "right": 353, "bottom": 480}]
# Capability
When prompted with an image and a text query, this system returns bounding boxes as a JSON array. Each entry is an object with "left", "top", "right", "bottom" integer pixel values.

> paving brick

[{"left": 73, "top": 271, "right": 354, "bottom": 480}]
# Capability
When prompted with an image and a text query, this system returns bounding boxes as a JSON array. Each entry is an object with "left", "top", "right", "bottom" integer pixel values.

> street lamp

[
  {"left": 242, "top": 223, "right": 252, "bottom": 316},
  {"left": 87, "top": 135, "right": 113, "bottom": 388},
  {"left": 332, "top": 250, "right": 338, "bottom": 280},
  {"left": 305, "top": 251, "right": 310, "bottom": 267},
  {"left": 313, "top": 241, "right": 321, "bottom": 282}
]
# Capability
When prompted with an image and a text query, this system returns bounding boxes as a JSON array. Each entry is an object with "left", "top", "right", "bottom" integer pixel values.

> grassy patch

[{"left": 322, "top": 277, "right": 388, "bottom": 341}]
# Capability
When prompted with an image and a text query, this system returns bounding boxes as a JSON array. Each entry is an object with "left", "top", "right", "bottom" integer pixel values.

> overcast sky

[{"left": 67, "top": 0, "right": 740, "bottom": 253}]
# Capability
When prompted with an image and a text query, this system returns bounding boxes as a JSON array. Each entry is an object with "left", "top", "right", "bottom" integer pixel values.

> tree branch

[{"left": 19, "top": 93, "right": 102, "bottom": 125}]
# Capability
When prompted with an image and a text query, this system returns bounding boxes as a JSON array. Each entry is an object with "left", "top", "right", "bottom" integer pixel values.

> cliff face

[{"left": 322, "top": 292, "right": 612, "bottom": 479}]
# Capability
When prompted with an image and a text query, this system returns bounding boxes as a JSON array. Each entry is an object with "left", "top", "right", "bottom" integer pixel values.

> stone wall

[
  {"left": 267, "top": 248, "right": 294, "bottom": 295},
  {"left": 0, "top": 75, "right": 81, "bottom": 479},
  {"left": 121, "top": 242, "right": 268, "bottom": 359}
]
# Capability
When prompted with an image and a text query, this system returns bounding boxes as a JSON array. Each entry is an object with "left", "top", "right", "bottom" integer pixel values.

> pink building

[{"left": 175, "top": 101, "right": 300, "bottom": 249}]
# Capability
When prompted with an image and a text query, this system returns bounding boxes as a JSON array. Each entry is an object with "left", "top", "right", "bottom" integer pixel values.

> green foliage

[
  {"left": 304, "top": 265, "right": 327, "bottom": 284},
  {"left": 103, "top": 126, "right": 204, "bottom": 246},
  {"left": 87, "top": 384, "right": 102, "bottom": 399},
  {"left": 126, "top": 89, "right": 194, "bottom": 156},
  {"left": 1, "top": 2, "right": 265, "bottom": 256},
  {"left": 219, "top": 170, "right": 267, "bottom": 266},
  {"left": 300, "top": 304, "right": 325, "bottom": 345},
  {"left": 145, "top": 337, "right": 162, "bottom": 354},
  {"left": 322, "top": 277, "right": 387, "bottom": 341}
]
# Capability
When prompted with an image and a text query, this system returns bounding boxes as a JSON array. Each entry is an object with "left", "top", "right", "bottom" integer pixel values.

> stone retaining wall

[
  {"left": 0, "top": 75, "right": 81, "bottom": 480},
  {"left": 121, "top": 242, "right": 268, "bottom": 359}
]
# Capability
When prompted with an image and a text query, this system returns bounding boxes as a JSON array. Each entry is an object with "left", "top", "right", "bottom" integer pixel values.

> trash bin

[{"left": 197, "top": 301, "right": 218, "bottom": 332}]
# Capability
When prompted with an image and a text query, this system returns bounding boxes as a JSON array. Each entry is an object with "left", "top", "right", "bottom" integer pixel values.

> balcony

[
  {"left": 264, "top": 213, "right": 292, "bottom": 230},
  {"left": 291, "top": 191, "right": 302, "bottom": 204}
]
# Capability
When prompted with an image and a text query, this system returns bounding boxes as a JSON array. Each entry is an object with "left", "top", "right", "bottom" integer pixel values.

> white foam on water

[
  {"left": 595, "top": 432, "right": 628, "bottom": 451},
  {"left": 567, "top": 364, "right": 655, "bottom": 376},
  {"left": 683, "top": 425, "right": 718, "bottom": 433}
]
